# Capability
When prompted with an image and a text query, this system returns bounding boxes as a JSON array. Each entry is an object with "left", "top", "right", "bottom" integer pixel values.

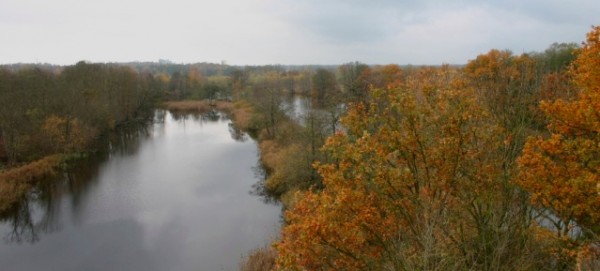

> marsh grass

[{"left": 0, "top": 154, "right": 62, "bottom": 212}]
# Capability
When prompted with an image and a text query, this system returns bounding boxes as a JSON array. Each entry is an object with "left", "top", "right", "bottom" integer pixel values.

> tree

[
  {"left": 186, "top": 67, "right": 205, "bottom": 98},
  {"left": 311, "top": 68, "right": 337, "bottom": 107},
  {"left": 168, "top": 71, "right": 185, "bottom": 99},
  {"left": 0, "top": 69, "right": 26, "bottom": 163},
  {"left": 230, "top": 68, "right": 248, "bottom": 100},
  {"left": 517, "top": 26, "right": 600, "bottom": 241},
  {"left": 371, "top": 64, "right": 404, "bottom": 89},
  {"left": 534, "top": 42, "right": 579, "bottom": 73},
  {"left": 465, "top": 50, "right": 542, "bottom": 163},
  {"left": 41, "top": 115, "right": 94, "bottom": 153},
  {"left": 338, "top": 61, "right": 371, "bottom": 104},
  {"left": 533, "top": 43, "right": 579, "bottom": 111},
  {"left": 277, "top": 67, "right": 544, "bottom": 270},
  {"left": 0, "top": 62, "right": 157, "bottom": 165},
  {"left": 248, "top": 71, "right": 287, "bottom": 139},
  {"left": 311, "top": 68, "right": 343, "bottom": 135}
]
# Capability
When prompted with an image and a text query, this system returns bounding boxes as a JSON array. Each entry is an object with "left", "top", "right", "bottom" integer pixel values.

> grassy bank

[
  {"left": 227, "top": 100, "right": 320, "bottom": 208},
  {"left": 229, "top": 101, "right": 254, "bottom": 131},
  {"left": 0, "top": 154, "right": 62, "bottom": 212}
]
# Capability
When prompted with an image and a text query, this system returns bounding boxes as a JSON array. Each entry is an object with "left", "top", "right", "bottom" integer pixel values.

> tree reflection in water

[
  {"left": 228, "top": 122, "right": 248, "bottom": 142},
  {"left": 1, "top": 199, "right": 41, "bottom": 243},
  {"left": 169, "top": 109, "right": 250, "bottom": 142},
  {"left": 0, "top": 109, "right": 254, "bottom": 244},
  {"left": 169, "top": 109, "right": 222, "bottom": 122},
  {"left": 0, "top": 109, "right": 281, "bottom": 271},
  {"left": 0, "top": 121, "right": 152, "bottom": 244},
  {"left": 250, "top": 159, "right": 280, "bottom": 205}
]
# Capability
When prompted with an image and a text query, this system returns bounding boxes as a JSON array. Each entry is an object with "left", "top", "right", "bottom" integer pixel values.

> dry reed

[{"left": 0, "top": 154, "right": 62, "bottom": 212}]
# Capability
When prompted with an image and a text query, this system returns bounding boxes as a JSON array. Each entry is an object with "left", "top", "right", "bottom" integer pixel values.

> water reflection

[
  {"left": 250, "top": 159, "right": 279, "bottom": 205},
  {"left": 169, "top": 109, "right": 224, "bottom": 123},
  {"left": 1, "top": 200, "right": 42, "bottom": 243},
  {"left": 0, "top": 110, "right": 280, "bottom": 271},
  {"left": 0, "top": 110, "right": 265, "bottom": 244},
  {"left": 106, "top": 124, "right": 152, "bottom": 156},
  {"left": 0, "top": 115, "right": 161, "bottom": 244},
  {"left": 282, "top": 95, "right": 345, "bottom": 134},
  {"left": 0, "top": 132, "right": 134, "bottom": 244}
]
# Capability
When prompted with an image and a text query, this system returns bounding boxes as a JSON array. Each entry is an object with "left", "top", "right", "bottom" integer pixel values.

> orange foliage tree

[
  {"left": 41, "top": 115, "right": 95, "bottom": 153},
  {"left": 517, "top": 26, "right": 600, "bottom": 239},
  {"left": 276, "top": 67, "right": 542, "bottom": 270},
  {"left": 464, "top": 49, "right": 542, "bottom": 162},
  {"left": 371, "top": 64, "right": 404, "bottom": 89}
]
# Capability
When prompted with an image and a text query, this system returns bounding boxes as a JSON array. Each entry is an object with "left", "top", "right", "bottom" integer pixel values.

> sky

[{"left": 1, "top": 0, "right": 599, "bottom": 66}]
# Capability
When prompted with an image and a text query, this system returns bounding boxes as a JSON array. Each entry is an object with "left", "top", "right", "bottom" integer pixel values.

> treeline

[
  {"left": 238, "top": 29, "right": 599, "bottom": 270},
  {"left": 128, "top": 62, "right": 336, "bottom": 101},
  {"left": 0, "top": 61, "right": 160, "bottom": 165},
  {"left": 235, "top": 44, "right": 578, "bottom": 207},
  {"left": 0, "top": 61, "right": 161, "bottom": 212}
]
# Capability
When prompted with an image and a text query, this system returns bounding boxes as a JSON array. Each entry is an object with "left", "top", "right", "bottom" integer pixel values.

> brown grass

[
  {"left": 258, "top": 140, "right": 282, "bottom": 171},
  {"left": 230, "top": 101, "right": 254, "bottom": 131},
  {"left": 162, "top": 100, "right": 233, "bottom": 113},
  {"left": 0, "top": 154, "right": 62, "bottom": 212},
  {"left": 240, "top": 245, "right": 277, "bottom": 271}
]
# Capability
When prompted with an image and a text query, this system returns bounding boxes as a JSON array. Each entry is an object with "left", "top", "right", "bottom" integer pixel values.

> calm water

[
  {"left": 0, "top": 110, "right": 280, "bottom": 271},
  {"left": 282, "top": 95, "right": 344, "bottom": 133}
]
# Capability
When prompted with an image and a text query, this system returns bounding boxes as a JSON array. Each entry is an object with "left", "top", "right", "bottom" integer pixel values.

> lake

[{"left": 0, "top": 110, "right": 280, "bottom": 271}]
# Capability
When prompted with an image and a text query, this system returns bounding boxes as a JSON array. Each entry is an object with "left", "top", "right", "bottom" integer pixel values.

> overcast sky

[{"left": 1, "top": 0, "right": 599, "bottom": 65}]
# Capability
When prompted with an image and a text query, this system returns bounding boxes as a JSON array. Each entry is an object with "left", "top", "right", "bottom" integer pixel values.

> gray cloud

[
  {"left": 0, "top": 0, "right": 598, "bottom": 65},
  {"left": 277, "top": 0, "right": 426, "bottom": 44}
]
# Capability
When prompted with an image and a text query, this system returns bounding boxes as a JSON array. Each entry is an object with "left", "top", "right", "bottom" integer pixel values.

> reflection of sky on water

[
  {"left": 282, "top": 95, "right": 345, "bottom": 134},
  {"left": 0, "top": 111, "right": 280, "bottom": 271}
]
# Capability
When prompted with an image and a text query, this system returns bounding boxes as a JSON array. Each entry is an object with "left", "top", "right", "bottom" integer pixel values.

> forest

[
  {"left": 241, "top": 27, "right": 600, "bottom": 271},
  {"left": 1, "top": 26, "right": 599, "bottom": 270}
]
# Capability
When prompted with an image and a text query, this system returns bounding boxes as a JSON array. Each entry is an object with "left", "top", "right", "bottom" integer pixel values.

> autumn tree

[
  {"left": 0, "top": 62, "right": 157, "bottom": 165},
  {"left": 276, "top": 67, "right": 546, "bottom": 271},
  {"left": 41, "top": 115, "right": 94, "bottom": 153},
  {"left": 465, "top": 50, "right": 543, "bottom": 166},
  {"left": 517, "top": 26, "right": 600, "bottom": 265},
  {"left": 371, "top": 64, "right": 404, "bottom": 89}
]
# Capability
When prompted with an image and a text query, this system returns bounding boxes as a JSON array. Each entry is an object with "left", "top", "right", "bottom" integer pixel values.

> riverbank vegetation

[
  {"left": 0, "top": 155, "right": 61, "bottom": 211},
  {"left": 0, "top": 61, "right": 160, "bottom": 212}
]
